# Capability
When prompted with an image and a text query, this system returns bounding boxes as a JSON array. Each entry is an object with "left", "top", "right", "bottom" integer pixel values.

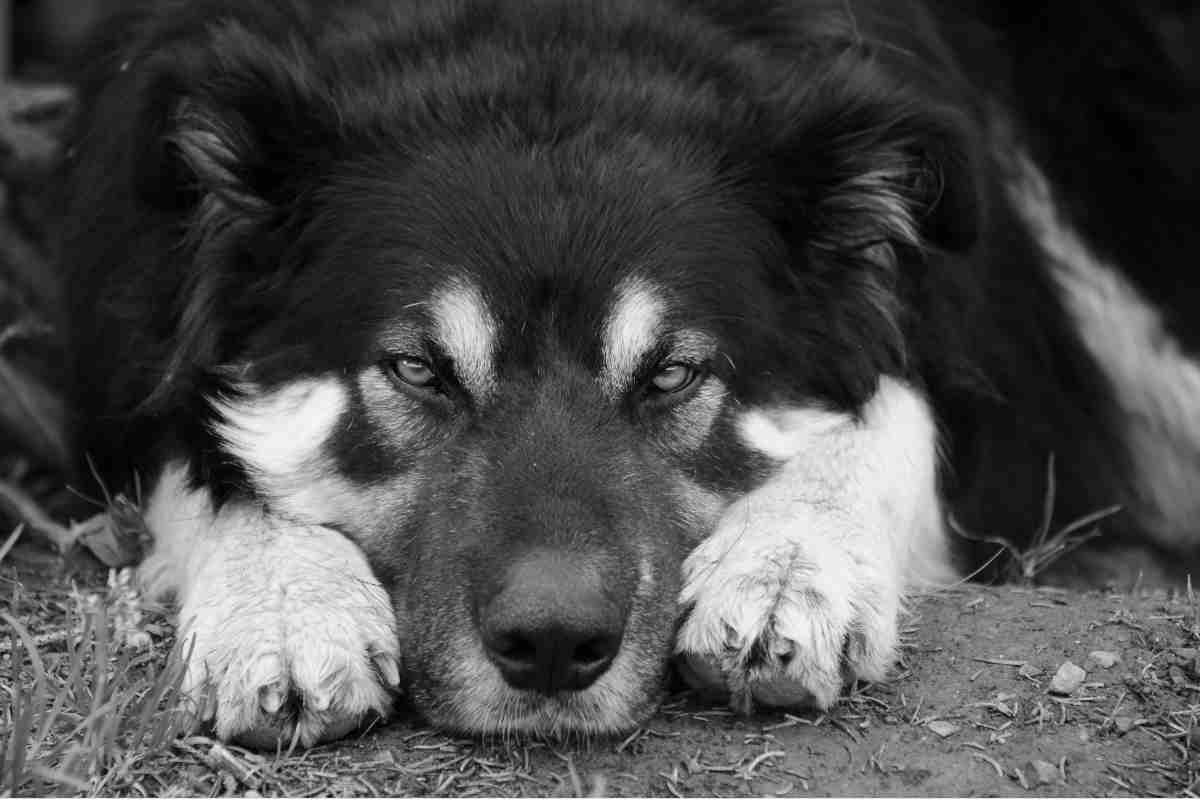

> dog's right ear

[
  {"left": 121, "top": 20, "right": 339, "bottom": 226},
  {"left": 166, "top": 100, "right": 272, "bottom": 220},
  {"left": 66, "top": 17, "right": 345, "bottom": 413}
]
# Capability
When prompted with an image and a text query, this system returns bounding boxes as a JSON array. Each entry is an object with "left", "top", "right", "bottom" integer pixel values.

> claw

[
  {"left": 372, "top": 652, "right": 401, "bottom": 687},
  {"left": 199, "top": 683, "right": 218, "bottom": 722},
  {"left": 259, "top": 682, "right": 286, "bottom": 714},
  {"left": 306, "top": 689, "right": 333, "bottom": 712}
]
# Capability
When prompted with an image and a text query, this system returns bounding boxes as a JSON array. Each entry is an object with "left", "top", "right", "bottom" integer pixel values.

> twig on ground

[{"left": 0, "top": 476, "right": 73, "bottom": 551}]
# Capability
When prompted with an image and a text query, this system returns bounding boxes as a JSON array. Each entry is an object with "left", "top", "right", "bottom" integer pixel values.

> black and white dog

[{"left": 55, "top": 0, "right": 1200, "bottom": 746}]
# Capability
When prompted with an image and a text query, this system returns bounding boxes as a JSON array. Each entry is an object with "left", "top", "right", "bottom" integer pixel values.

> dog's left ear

[{"left": 756, "top": 72, "right": 982, "bottom": 262}]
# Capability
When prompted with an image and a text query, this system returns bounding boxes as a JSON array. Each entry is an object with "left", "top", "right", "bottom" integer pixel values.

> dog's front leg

[
  {"left": 138, "top": 464, "right": 400, "bottom": 748},
  {"left": 676, "top": 377, "right": 955, "bottom": 711}
]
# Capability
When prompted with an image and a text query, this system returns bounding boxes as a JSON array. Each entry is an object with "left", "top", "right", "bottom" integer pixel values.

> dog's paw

[
  {"left": 675, "top": 502, "right": 902, "bottom": 713},
  {"left": 172, "top": 521, "right": 400, "bottom": 749}
]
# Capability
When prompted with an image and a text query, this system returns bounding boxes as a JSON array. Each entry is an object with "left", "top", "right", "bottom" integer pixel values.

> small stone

[
  {"left": 1087, "top": 650, "right": 1120, "bottom": 669},
  {"left": 1170, "top": 665, "right": 1189, "bottom": 687},
  {"left": 1049, "top": 661, "right": 1086, "bottom": 695},
  {"left": 1113, "top": 716, "right": 1137, "bottom": 734},
  {"left": 1028, "top": 759, "right": 1059, "bottom": 786},
  {"left": 927, "top": 720, "right": 960, "bottom": 738},
  {"left": 1018, "top": 662, "right": 1042, "bottom": 678}
]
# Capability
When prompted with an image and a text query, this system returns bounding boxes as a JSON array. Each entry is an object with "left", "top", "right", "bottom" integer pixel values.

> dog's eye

[
  {"left": 651, "top": 363, "right": 698, "bottom": 394},
  {"left": 386, "top": 355, "right": 438, "bottom": 389}
]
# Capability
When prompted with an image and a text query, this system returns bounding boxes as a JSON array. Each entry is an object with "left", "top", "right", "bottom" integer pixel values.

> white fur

[
  {"left": 601, "top": 277, "right": 665, "bottom": 397},
  {"left": 213, "top": 378, "right": 344, "bottom": 478},
  {"left": 1010, "top": 153, "right": 1200, "bottom": 548},
  {"left": 212, "top": 377, "right": 369, "bottom": 526},
  {"left": 675, "top": 377, "right": 954, "bottom": 711},
  {"left": 432, "top": 278, "right": 497, "bottom": 397},
  {"left": 139, "top": 463, "right": 400, "bottom": 747}
]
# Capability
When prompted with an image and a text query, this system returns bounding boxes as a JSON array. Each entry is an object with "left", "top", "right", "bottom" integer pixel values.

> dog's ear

[
  {"left": 121, "top": 21, "right": 338, "bottom": 226},
  {"left": 69, "top": 17, "right": 343, "bottom": 411},
  {"left": 756, "top": 63, "right": 982, "bottom": 266},
  {"left": 743, "top": 59, "right": 983, "bottom": 403},
  {"left": 168, "top": 100, "right": 273, "bottom": 220}
]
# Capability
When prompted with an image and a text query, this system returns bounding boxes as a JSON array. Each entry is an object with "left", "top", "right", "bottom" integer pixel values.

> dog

[{"left": 53, "top": 0, "right": 1200, "bottom": 747}]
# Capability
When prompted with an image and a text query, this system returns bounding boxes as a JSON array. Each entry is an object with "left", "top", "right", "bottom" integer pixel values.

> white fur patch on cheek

[
  {"left": 211, "top": 377, "right": 369, "bottom": 526},
  {"left": 431, "top": 278, "right": 497, "bottom": 397},
  {"left": 601, "top": 277, "right": 665, "bottom": 397},
  {"left": 213, "top": 377, "right": 347, "bottom": 480}
]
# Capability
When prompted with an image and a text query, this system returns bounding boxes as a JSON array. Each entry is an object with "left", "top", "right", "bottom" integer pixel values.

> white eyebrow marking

[
  {"left": 431, "top": 278, "right": 498, "bottom": 397},
  {"left": 601, "top": 277, "right": 666, "bottom": 397}
]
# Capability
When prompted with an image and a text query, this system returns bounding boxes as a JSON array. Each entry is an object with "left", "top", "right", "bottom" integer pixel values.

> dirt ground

[
  {"left": 6, "top": 542, "right": 1200, "bottom": 796},
  {"left": 301, "top": 583, "right": 1195, "bottom": 798},
  {"left": 133, "top": 582, "right": 1197, "bottom": 798}
]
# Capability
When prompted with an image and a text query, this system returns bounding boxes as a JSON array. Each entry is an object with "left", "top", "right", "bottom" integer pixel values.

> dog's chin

[
  {"left": 405, "top": 644, "right": 669, "bottom": 739},
  {"left": 420, "top": 687, "right": 662, "bottom": 740}
]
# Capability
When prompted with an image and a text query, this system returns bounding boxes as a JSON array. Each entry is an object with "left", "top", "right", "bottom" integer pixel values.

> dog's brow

[
  {"left": 432, "top": 278, "right": 497, "bottom": 397},
  {"left": 601, "top": 277, "right": 665, "bottom": 397}
]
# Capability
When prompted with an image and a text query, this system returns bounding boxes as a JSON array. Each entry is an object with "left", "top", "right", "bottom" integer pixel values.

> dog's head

[{"left": 83, "top": 1, "right": 979, "bottom": 735}]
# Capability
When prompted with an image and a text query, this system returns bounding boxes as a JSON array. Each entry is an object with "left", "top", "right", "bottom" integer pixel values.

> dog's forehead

[
  {"left": 409, "top": 270, "right": 672, "bottom": 390},
  {"left": 324, "top": 138, "right": 783, "bottom": 386}
]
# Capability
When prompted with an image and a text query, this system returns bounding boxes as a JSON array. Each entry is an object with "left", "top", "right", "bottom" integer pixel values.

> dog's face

[
  {"left": 105, "top": 3, "right": 976, "bottom": 735},
  {"left": 208, "top": 134, "right": 801, "bottom": 733}
]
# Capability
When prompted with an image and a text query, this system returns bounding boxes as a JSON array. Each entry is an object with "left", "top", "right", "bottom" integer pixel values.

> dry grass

[
  {"left": 1, "top": 562, "right": 185, "bottom": 795},
  {"left": 7, "top": 536, "right": 1200, "bottom": 796},
  {"left": 949, "top": 453, "right": 1123, "bottom": 583}
]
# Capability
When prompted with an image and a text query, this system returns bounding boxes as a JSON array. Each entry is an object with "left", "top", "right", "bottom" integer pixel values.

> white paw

[
  {"left": 168, "top": 516, "right": 400, "bottom": 749},
  {"left": 675, "top": 501, "right": 902, "bottom": 713}
]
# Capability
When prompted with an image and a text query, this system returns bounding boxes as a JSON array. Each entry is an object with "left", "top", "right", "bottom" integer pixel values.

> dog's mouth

[
  {"left": 434, "top": 685, "right": 660, "bottom": 738},
  {"left": 396, "top": 557, "right": 680, "bottom": 737},
  {"left": 405, "top": 643, "right": 671, "bottom": 737}
]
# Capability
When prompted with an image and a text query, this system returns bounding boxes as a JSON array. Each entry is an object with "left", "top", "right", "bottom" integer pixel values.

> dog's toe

[
  {"left": 675, "top": 520, "right": 901, "bottom": 713},
  {"left": 170, "top": 523, "right": 402, "bottom": 749}
]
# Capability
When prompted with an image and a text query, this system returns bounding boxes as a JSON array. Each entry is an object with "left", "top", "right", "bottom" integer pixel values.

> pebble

[
  {"left": 927, "top": 720, "right": 960, "bottom": 738},
  {"left": 1049, "top": 661, "right": 1086, "bottom": 695},
  {"left": 1169, "top": 665, "right": 1188, "bottom": 686},
  {"left": 1028, "top": 759, "right": 1060, "bottom": 786},
  {"left": 1087, "top": 650, "right": 1121, "bottom": 669},
  {"left": 1018, "top": 662, "right": 1042, "bottom": 678},
  {"left": 1113, "top": 716, "right": 1137, "bottom": 734}
]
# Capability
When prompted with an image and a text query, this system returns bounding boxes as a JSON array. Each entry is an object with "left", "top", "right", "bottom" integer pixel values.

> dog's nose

[{"left": 480, "top": 555, "right": 625, "bottom": 694}]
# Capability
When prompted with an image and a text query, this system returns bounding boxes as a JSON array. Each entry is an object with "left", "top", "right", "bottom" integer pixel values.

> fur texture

[{"left": 54, "top": 0, "right": 1200, "bottom": 746}]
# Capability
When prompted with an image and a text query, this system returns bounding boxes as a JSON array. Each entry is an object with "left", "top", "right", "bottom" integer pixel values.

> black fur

[{"left": 56, "top": 0, "right": 1199, "bottom": 677}]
